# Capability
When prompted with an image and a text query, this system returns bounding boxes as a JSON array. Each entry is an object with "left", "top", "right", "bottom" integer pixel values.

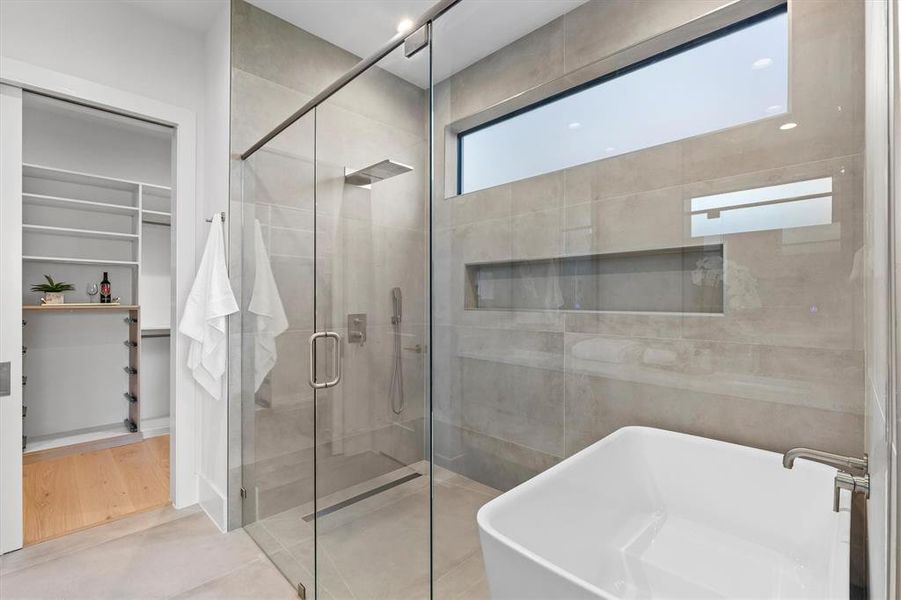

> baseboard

[{"left": 197, "top": 473, "right": 227, "bottom": 532}]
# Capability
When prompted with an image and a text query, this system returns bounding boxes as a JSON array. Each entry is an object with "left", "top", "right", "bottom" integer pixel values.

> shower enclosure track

[{"left": 240, "top": 0, "right": 461, "bottom": 160}]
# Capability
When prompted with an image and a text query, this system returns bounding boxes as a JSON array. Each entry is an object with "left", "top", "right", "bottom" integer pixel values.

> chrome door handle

[{"left": 309, "top": 331, "right": 342, "bottom": 389}]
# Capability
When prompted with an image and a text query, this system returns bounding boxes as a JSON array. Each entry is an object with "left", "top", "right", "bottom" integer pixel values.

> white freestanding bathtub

[{"left": 477, "top": 427, "right": 850, "bottom": 599}]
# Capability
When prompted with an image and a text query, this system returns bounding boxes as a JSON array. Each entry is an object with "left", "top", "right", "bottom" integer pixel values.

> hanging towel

[
  {"left": 248, "top": 219, "right": 288, "bottom": 392},
  {"left": 178, "top": 217, "right": 238, "bottom": 400}
]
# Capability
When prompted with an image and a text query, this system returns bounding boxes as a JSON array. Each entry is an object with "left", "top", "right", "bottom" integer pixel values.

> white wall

[
  {"left": 197, "top": 3, "right": 232, "bottom": 531},
  {"left": 1, "top": 0, "right": 231, "bottom": 528},
  {"left": 0, "top": 1, "right": 206, "bottom": 118}
]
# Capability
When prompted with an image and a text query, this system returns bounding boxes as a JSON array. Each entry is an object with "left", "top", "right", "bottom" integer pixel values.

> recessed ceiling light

[
  {"left": 568, "top": 122, "right": 582, "bottom": 130},
  {"left": 779, "top": 122, "right": 797, "bottom": 130},
  {"left": 396, "top": 18, "right": 414, "bottom": 34},
  {"left": 752, "top": 57, "right": 773, "bottom": 70},
  {"left": 765, "top": 104, "right": 783, "bottom": 115},
  {"left": 605, "top": 147, "right": 615, "bottom": 153}
]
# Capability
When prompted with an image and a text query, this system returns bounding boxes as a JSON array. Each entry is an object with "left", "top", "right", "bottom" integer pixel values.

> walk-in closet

[{"left": 17, "top": 93, "right": 174, "bottom": 544}]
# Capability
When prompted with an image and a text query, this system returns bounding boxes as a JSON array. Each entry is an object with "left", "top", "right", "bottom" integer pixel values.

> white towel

[
  {"left": 248, "top": 219, "right": 288, "bottom": 392},
  {"left": 178, "top": 218, "right": 238, "bottom": 400}
]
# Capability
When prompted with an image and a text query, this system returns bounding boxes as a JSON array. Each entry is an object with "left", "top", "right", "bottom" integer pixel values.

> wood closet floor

[{"left": 23, "top": 435, "right": 170, "bottom": 545}]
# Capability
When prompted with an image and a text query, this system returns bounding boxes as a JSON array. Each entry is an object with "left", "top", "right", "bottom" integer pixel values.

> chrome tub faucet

[{"left": 783, "top": 448, "right": 869, "bottom": 512}]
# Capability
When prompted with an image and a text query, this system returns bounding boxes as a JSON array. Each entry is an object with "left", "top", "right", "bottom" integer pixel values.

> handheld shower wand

[
  {"left": 391, "top": 287, "right": 402, "bottom": 325},
  {"left": 389, "top": 287, "right": 405, "bottom": 415}
]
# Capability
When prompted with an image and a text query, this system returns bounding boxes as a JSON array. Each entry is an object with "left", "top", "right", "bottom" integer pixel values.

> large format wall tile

[
  {"left": 446, "top": 18, "right": 565, "bottom": 121},
  {"left": 564, "top": 332, "right": 863, "bottom": 415},
  {"left": 564, "top": 142, "right": 684, "bottom": 205},
  {"left": 460, "top": 357, "right": 564, "bottom": 457},
  {"left": 562, "top": 0, "right": 732, "bottom": 73},
  {"left": 232, "top": 0, "right": 353, "bottom": 100},
  {"left": 431, "top": 0, "right": 868, "bottom": 497},
  {"left": 231, "top": 69, "right": 314, "bottom": 158},
  {"left": 434, "top": 419, "right": 561, "bottom": 492},
  {"left": 512, "top": 207, "right": 564, "bottom": 260},
  {"left": 564, "top": 186, "right": 686, "bottom": 256},
  {"left": 563, "top": 372, "right": 864, "bottom": 458}
]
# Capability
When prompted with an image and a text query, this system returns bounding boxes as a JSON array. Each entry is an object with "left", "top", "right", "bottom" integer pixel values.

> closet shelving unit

[{"left": 21, "top": 162, "right": 171, "bottom": 459}]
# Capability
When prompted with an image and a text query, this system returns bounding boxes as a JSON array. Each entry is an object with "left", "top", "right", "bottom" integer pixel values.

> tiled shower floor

[{"left": 244, "top": 462, "right": 500, "bottom": 599}]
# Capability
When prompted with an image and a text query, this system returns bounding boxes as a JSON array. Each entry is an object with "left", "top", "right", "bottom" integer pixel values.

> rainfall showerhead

[{"left": 344, "top": 159, "right": 413, "bottom": 187}]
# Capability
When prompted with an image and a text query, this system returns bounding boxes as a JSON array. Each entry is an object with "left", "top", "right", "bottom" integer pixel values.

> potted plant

[{"left": 31, "top": 274, "right": 75, "bottom": 305}]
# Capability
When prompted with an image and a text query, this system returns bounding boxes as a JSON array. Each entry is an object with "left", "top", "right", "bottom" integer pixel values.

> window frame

[{"left": 455, "top": 2, "right": 789, "bottom": 196}]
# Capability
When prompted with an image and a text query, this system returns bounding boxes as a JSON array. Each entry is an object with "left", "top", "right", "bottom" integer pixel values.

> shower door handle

[{"left": 308, "top": 331, "right": 342, "bottom": 389}]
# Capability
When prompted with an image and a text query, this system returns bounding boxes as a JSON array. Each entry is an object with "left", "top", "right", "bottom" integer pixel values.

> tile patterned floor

[
  {"left": 247, "top": 463, "right": 500, "bottom": 600},
  {"left": 0, "top": 506, "right": 295, "bottom": 600},
  {"left": 1, "top": 464, "right": 498, "bottom": 600}
]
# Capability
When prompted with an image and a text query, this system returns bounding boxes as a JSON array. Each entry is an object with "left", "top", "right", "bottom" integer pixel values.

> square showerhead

[{"left": 345, "top": 159, "right": 413, "bottom": 187}]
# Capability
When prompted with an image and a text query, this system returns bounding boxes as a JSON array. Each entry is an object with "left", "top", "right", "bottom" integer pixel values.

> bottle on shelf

[{"left": 100, "top": 272, "right": 111, "bottom": 303}]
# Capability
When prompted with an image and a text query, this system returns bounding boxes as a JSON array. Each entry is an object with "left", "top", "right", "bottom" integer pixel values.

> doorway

[{"left": 4, "top": 91, "right": 176, "bottom": 546}]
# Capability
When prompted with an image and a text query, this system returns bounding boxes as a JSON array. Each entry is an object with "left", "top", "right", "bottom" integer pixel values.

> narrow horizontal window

[{"left": 458, "top": 5, "right": 788, "bottom": 194}]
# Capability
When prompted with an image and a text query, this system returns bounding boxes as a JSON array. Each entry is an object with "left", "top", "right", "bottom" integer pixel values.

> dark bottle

[{"left": 100, "top": 272, "right": 111, "bottom": 303}]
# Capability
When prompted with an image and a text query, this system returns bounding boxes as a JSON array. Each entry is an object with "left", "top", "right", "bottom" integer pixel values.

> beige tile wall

[{"left": 433, "top": 0, "right": 866, "bottom": 492}]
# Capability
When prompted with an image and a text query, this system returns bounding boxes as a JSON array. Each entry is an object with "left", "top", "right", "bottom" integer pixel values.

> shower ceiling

[{"left": 245, "top": 0, "right": 589, "bottom": 88}]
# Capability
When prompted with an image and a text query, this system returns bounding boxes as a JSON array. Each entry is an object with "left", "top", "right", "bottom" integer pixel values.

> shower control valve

[{"left": 348, "top": 313, "right": 367, "bottom": 346}]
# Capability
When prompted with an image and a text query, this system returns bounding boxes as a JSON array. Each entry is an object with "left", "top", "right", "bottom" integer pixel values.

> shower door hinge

[
  {"left": 404, "top": 24, "right": 429, "bottom": 58},
  {"left": 297, "top": 582, "right": 306, "bottom": 600},
  {"left": 240, "top": 487, "right": 247, "bottom": 499}
]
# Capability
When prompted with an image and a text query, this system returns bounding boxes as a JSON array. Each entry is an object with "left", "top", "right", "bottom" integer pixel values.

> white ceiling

[
  {"left": 124, "top": 0, "right": 227, "bottom": 33},
  {"left": 246, "top": 0, "right": 588, "bottom": 88}
]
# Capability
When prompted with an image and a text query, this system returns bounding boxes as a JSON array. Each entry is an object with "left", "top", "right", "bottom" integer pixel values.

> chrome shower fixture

[
  {"left": 389, "top": 287, "right": 405, "bottom": 415},
  {"left": 344, "top": 159, "right": 413, "bottom": 187},
  {"left": 391, "top": 286, "right": 402, "bottom": 325}
]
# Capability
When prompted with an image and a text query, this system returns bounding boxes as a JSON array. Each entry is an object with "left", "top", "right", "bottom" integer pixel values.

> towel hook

[{"left": 205, "top": 212, "right": 226, "bottom": 223}]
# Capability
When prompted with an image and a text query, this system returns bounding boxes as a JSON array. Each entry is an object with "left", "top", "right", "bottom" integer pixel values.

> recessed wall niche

[{"left": 465, "top": 244, "right": 724, "bottom": 313}]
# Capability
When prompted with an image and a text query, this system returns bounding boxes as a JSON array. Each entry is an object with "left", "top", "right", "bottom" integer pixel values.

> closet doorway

[{"left": 18, "top": 93, "right": 175, "bottom": 544}]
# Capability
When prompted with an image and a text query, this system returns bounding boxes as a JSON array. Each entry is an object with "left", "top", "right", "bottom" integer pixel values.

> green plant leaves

[{"left": 30, "top": 274, "right": 75, "bottom": 293}]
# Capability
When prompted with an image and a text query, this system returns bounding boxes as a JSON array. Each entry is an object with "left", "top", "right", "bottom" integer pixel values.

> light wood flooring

[{"left": 23, "top": 435, "right": 170, "bottom": 545}]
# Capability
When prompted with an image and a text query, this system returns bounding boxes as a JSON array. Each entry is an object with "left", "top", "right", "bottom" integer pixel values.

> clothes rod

[{"left": 206, "top": 212, "right": 225, "bottom": 223}]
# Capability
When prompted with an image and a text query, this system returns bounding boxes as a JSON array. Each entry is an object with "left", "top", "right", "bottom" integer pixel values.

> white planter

[{"left": 44, "top": 292, "right": 65, "bottom": 304}]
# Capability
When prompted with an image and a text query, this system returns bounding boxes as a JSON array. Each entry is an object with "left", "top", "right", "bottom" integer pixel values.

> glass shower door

[
  {"left": 239, "top": 111, "right": 318, "bottom": 593},
  {"left": 311, "top": 38, "right": 432, "bottom": 600}
]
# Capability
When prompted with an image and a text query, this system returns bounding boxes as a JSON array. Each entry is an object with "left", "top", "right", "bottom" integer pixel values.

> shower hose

[{"left": 389, "top": 316, "right": 405, "bottom": 415}]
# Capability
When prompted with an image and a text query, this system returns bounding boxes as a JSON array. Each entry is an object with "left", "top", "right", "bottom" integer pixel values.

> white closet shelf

[
  {"left": 142, "top": 183, "right": 171, "bottom": 194},
  {"left": 23, "top": 426, "right": 141, "bottom": 461},
  {"left": 23, "top": 224, "right": 138, "bottom": 241},
  {"left": 141, "top": 210, "right": 171, "bottom": 226},
  {"left": 24, "top": 303, "right": 139, "bottom": 312},
  {"left": 23, "top": 193, "right": 139, "bottom": 215},
  {"left": 23, "top": 255, "right": 139, "bottom": 266},
  {"left": 23, "top": 163, "right": 171, "bottom": 192},
  {"left": 141, "top": 326, "right": 170, "bottom": 333}
]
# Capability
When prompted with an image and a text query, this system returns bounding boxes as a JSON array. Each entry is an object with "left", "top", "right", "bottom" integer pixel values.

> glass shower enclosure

[
  {"left": 234, "top": 0, "right": 883, "bottom": 597},
  {"left": 237, "top": 19, "right": 434, "bottom": 599}
]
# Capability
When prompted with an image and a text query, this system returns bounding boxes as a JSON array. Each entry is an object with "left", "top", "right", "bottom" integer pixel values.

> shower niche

[{"left": 465, "top": 244, "right": 724, "bottom": 314}]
